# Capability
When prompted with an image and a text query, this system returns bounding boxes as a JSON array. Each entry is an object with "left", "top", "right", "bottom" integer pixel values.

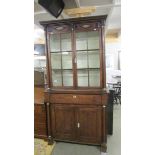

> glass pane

[
  {"left": 50, "top": 34, "right": 60, "bottom": 52},
  {"left": 62, "top": 52, "right": 72, "bottom": 69},
  {"left": 88, "top": 31, "right": 99, "bottom": 50},
  {"left": 63, "top": 70, "right": 73, "bottom": 86},
  {"left": 88, "top": 51, "right": 100, "bottom": 68},
  {"left": 52, "top": 70, "right": 62, "bottom": 86},
  {"left": 61, "top": 33, "right": 71, "bottom": 51},
  {"left": 77, "top": 51, "right": 88, "bottom": 69},
  {"left": 89, "top": 69, "right": 100, "bottom": 87},
  {"left": 77, "top": 69, "right": 88, "bottom": 86},
  {"left": 76, "top": 32, "right": 87, "bottom": 50},
  {"left": 51, "top": 53, "right": 61, "bottom": 69}
]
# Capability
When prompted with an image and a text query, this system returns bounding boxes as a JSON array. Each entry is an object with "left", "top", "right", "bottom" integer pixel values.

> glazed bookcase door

[
  {"left": 49, "top": 25, "right": 74, "bottom": 87},
  {"left": 75, "top": 23, "right": 101, "bottom": 88},
  {"left": 48, "top": 22, "right": 103, "bottom": 88}
]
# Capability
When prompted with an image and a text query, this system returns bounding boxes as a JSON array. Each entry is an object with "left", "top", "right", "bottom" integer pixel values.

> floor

[{"left": 52, "top": 104, "right": 121, "bottom": 155}]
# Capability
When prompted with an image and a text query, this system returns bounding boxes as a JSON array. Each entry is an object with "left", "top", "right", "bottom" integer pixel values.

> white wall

[{"left": 105, "top": 40, "right": 121, "bottom": 85}]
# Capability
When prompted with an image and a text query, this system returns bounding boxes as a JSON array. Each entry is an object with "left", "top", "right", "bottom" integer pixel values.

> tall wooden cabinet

[{"left": 40, "top": 15, "right": 108, "bottom": 152}]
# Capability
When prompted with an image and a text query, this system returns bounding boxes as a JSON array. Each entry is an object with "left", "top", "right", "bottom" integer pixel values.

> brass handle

[
  {"left": 77, "top": 123, "right": 80, "bottom": 128},
  {"left": 73, "top": 95, "right": 77, "bottom": 98}
]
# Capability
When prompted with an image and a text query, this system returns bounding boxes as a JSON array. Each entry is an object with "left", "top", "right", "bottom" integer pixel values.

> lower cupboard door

[
  {"left": 51, "top": 105, "right": 76, "bottom": 141},
  {"left": 76, "top": 107, "right": 102, "bottom": 144}
]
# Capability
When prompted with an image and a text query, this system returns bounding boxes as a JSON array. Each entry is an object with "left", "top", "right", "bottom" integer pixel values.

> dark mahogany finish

[
  {"left": 51, "top": 105, "right": 76, "bottom": 140},
  {"left": 77, "top": 106, "right": 102, "bottom": 144},
  {"left": 40, "top": 16, "right": 108, "bottom": 152}
]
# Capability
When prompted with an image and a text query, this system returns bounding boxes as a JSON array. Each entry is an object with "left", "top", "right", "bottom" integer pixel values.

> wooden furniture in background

[
  {"left": 40, "top": 15, "right": 108, "bottom": 152},
  {"left": 34, "top": 87, "right": 47, "bottom": 139},
  {"left": 34, "top": 43, "right": 47, "bottom": 139}
]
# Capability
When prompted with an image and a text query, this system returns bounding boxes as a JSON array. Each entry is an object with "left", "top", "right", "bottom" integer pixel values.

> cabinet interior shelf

[
  {"left": 76, "top": 49, "right": 99, "bottom": 52},
  {"left": 52, "top": 68, "right": 100, "bottom": 70},
  {"left": 50, "top": 51, "right": 72, "bottom": 53},
  {"left": 50, "top": 49, "right": 99, "bottom": 53}
]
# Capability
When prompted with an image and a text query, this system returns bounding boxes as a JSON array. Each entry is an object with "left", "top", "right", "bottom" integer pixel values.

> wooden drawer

[{"left": 50, "top": 94, "right": 102, "bottom": 104}]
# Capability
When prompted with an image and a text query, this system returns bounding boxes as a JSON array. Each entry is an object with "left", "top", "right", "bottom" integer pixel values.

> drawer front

[{"left": 50, "top": 94, "right": 102, "bottom": 104}]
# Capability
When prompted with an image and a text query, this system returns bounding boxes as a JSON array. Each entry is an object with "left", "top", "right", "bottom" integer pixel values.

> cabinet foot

[
  {"left": 47, "top": 136, "right": 54, "bottom": 145},
  {"left": 101, "top": 143, "right": 107, "bottom": 153}
]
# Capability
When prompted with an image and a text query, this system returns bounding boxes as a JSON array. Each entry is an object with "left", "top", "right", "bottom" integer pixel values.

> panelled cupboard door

[
  {"left": 76, "top": 107, "right": 102, "bottom": 144},
  {"left": 51, "top": 105, "right": 76, "bottom": 140}
]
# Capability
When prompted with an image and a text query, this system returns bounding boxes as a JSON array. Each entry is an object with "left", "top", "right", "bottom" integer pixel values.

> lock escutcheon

[{"left": 73, "top": 95, "right": 76, "bottom": 98}]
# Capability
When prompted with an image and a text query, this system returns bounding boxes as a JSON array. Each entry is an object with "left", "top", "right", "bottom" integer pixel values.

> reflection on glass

[
  {"left": 89, "top": 69, "right": 100, "bottom": 87},
  {"left": 63, "top": 70, "right": 73, "bottom": 86},
  {"left": 50, "top": 34, "right": 60, "bottom": 52},
  {"left": 51, "top": 53, "right": 61, "bottom": 69},
  {"left": 77, "top": 51, "right": 87, "bottom": 69},
  {"left": 76, "top": 32, "right": 87, "bottom": 50},
  {"left": 61, "top": 33, "right": 71, "bottom": 51},
  {"left": 88, "top": 51, "right": 100, "bottom": 68},
  {"left": 62, "top": 52, "right": 72, "bottom": 69},
  {"left": 77, "top": 69, "right": 88, "bottom": 86},
  {"left": 52, "top": 70, "right": 62, "bottom": 86},
  {"left": 88, "top": 31, "right": 99, "bottom": 49}
]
